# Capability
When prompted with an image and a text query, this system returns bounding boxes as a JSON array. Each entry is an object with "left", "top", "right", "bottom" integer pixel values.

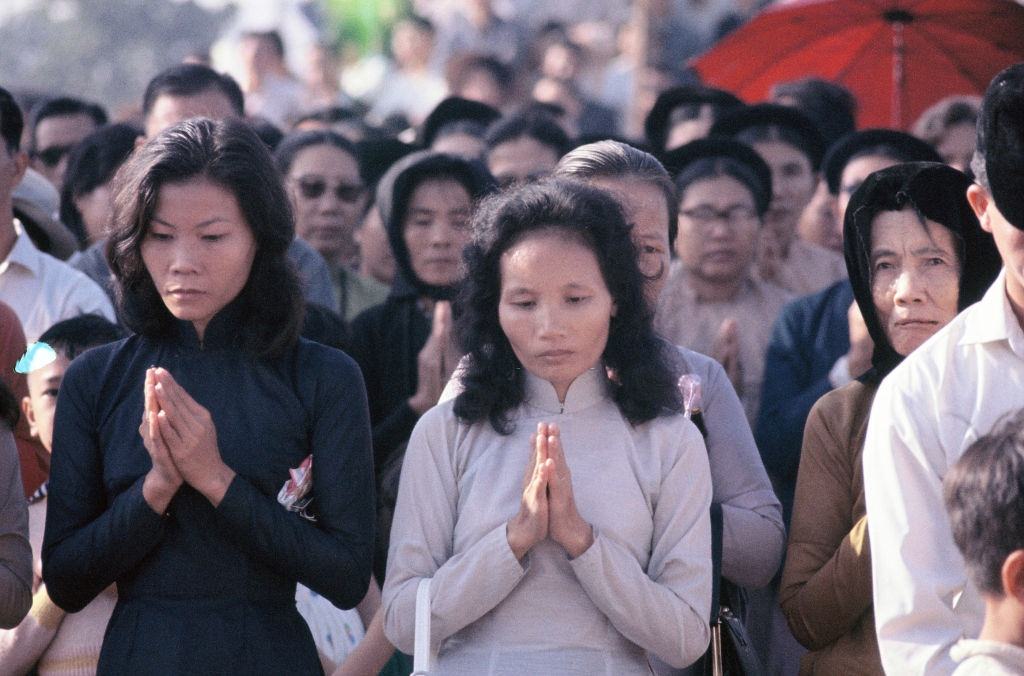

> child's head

[
  {"left": 21, "top": 314, "right": 123, "bottom": 452},
  {"left": 945, "top": 409, "right": 1024, "bottom": 602}
]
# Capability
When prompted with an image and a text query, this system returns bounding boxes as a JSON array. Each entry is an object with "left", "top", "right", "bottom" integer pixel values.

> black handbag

[{"left": 700, "top": 504, "right": 766, "bottom": 676}]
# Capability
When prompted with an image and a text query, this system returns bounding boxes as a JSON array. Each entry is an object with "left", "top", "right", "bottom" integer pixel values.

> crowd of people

[{"left": 0, "top": 4, "right": 1023, "bottom": 675}]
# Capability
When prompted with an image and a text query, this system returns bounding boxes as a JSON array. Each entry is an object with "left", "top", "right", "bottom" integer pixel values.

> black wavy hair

[
  {"left": 59, "top": 123, "right": 141, "bottom": 247},
  {"left": 453, "top": 178, "right": 682, "bottom": 433},
  {"left": 38, "top": 314, "right": 126, "bottom": 360},
  {"left": 107, "top": 117, "right": 303, "bottom": 359},
  {"left": 274, "top": 129, "right": 362, "bottom": 180}
]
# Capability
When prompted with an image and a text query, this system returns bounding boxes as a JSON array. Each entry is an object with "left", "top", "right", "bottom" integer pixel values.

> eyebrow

[
  {"left": 872, "top": 245, "right": 952, "bottom": 260},
  {"left": 151, "top": 216, "right": 230, "bottom": 229}
]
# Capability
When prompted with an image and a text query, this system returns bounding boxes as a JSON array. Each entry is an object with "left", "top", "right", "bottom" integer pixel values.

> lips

[
  {"left": 167, "top": 288, "right": 205, "bottom": 299},
  {"left": 536, "top": 349, "right": 573, "bottom": 362}
]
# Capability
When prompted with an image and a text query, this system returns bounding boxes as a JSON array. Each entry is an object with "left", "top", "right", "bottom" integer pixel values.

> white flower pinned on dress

[
  {"left": 677, "top": 374, "right": 703, "bottom": 419},
  {"left": 278, "top": 454, "right": 316, "bottom": 521}
]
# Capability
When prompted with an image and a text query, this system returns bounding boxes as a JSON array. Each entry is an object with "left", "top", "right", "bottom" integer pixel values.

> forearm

[
  {"left": 42, "top": 476, "right": 166, "bottom": 612},
  {"left": 214, "top": 475, "right": 374, "bottom": 610},
  {"left": 571, "top": 530, "right": 711, "bottom": 669},
  {"left": 780, "top": 515, "right": 873, "bottom": 649},
  {"left": 720, "top": 501, "right": 785, "bottom": 588},
  {"left": 383, "top": 522, "right": 527, "bottom": 654},
  {"left": 0, "top": 584, "right": 65, "bottom": 674},
  {"left": 333, "top": 608, "right": 395, "bottom": 676}
]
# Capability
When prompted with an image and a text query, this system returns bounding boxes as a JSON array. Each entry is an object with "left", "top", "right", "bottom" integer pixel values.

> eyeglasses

[
  {"left": 34, "top": 144, "right": 74, "bottom": 168},
  {"left": 680, "top": 205, "right": 760, "bottom": 232},
  {"left": 293, "top": 177, "right": 365, "bottom": 203}
]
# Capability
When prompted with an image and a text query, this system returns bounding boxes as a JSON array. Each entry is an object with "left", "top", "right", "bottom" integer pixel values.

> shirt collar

[
  {"left": 959, "top": 269, "right": 1024, "bottom": 354},
  {"left": 0, "top": 219, "right": 43, "bottom": 277},
  {"left": 524, "top": 364, "right": 609, "bottom": 415}
]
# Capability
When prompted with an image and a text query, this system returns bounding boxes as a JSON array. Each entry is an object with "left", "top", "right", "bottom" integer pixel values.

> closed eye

[
  {"left": 148, "top": 232, "right": 173, "bottom": 241},
  {"left": 42, "top": 388, "right": 59, "bottom": 398},
  {"left": 201, "top": 234, "right": 225, "bottom": 242}
]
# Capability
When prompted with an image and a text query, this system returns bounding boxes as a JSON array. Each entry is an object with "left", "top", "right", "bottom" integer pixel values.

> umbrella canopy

[{"left": 692, "top": 0, "right": 1024, "bottom": 129}]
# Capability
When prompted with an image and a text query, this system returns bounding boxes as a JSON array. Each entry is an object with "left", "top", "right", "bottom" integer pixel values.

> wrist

[
  {"left": 142, "top": 470, "right": 177, "bottom": 515},
  {"left": 200, "top": 463, "right": 236, "bottom": 508},
  {"left": 506, "top": 519, "right": 532, "bottom": 561},
  {"left": 407, "top": 395, "right": 429, "bottom": 416},
  {"left": 561, "top": 520, "right": 594, "bottom": 559}
]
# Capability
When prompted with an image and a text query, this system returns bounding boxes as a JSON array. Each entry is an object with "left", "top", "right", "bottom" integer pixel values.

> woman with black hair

[
  {"left": 382, "top": 178, "right": 713, "bottom": 674},
  {"left": 59, "top": 123, "right": 141, "bottom": 249},
  {"left": 778, "top": 163, "right": 1002, "bottom": 675},
  {"left": 41, "top": 118, "right": 375, "bottom": 674}
]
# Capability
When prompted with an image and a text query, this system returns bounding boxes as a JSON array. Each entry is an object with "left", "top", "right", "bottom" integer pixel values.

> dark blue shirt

[
  {"left": 42, "top": 312, "right": 375, "bottom": 675},
  {"left": 756, "top": 280, "right": 852, "bottom": 524}
]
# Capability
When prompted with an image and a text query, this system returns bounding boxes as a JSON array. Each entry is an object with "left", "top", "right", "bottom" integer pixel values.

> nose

[
  {"left": 893, "top": 267, "right": 925, "bottom": 306},
  {"left": 168, "top": 240, "right": 200, "bottom": 275},
  {"left": 536, "top": 303, "right": 566, "bottom": 339},
  {"left": 427, "top": 221, "right": 455, "bottom": 249}
]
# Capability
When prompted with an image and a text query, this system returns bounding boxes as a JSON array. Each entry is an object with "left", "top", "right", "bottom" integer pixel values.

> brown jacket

[{"left": 779, "top": 381, "right": 883, "bottom": 676}]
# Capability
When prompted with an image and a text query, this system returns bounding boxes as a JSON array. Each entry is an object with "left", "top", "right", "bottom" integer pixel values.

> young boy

[
  {"left": 944, "top": 408, "right": 1024, "bottom": 675},
  {"left": 0, "top": 314, "right": 122, "bottom": 673}
]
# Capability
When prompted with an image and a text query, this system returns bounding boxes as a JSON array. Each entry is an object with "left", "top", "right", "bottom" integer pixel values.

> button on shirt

[
  {"left": 0, "top": 221, "right": 115, "bottom": 341},
  {"left": 863, "top": 269, "right": 1024, "bottom": 676}
]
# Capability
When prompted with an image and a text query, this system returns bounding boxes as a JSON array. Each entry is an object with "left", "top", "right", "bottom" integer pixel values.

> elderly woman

[
  {"left": 383, "top": 179, "right": 713, "bottom": 674},
  {"left": 656, "top": 138, "right": 793, "bottom": 423},
  {"left": 275, "top": 130, "right": 389, "bottom": 322},
  {"left": 41, "top": 118, "right": 375, "bottom": 674},
  {"left": 778, "top": 162, "right": 1001, "bottom": 675}
]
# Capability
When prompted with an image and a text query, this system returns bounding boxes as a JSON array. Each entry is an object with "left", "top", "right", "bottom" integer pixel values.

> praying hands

[{"left": 506, "top": 422, "right": 594, "bottom": 561}]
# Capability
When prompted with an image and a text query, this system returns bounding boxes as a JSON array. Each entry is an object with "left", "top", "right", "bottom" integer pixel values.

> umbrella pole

[{"left": 885, "top": 9, "right": 913, "bottom": 129}]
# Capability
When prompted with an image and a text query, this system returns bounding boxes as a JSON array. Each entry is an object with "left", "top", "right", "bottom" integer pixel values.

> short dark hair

[
  {"left": 446, "top": 53, "right": 515, "bottom": 97},
  {"left": 454, "top": 178, "right": 682, "bottom": 433},
  {"left": 142, "top": 64, "right": 245, "bottom": 120},
  {"left": 554, "top": 140, "right": 679, "bottom": 247},
  {"left": 771, "top": 77, "right": 857, "bottom": 150},
  {"left": 60, "top": 123, "right": 141, "bottom": 246},
  {"left": 29, "top": 96, "right": 107, "bottom": 152},
  {"left": 675, "top": 157, "right": 771, "bottom": 219},
  {"left": 485, "top": 111, "right": 571, "bottom": 160},
  {"left": 108, "top": 118, "right": 303, "bottom": 359},
  {"left": 0, "top": 86, "right": 24, "bottom": 153},
  {"left": 913, "top": 95, "right": 982, "bottom": 148},
  {"left": 38, "top": 314, "right": 126, "bottom": 361},
  {"left": 242, "top": 30, "right": 285, "bottom": 59},
  {"left": 274, "top": 129, "right": 361, "bottom": 179},
  {"left": 945, "top": 408, "right": 1024, "bottom": 596}
]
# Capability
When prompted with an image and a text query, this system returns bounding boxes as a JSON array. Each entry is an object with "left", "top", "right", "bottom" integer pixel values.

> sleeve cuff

[
  {"left": 213, "top": 473, "right": 250, "bottom": 525},
  {"left": 567, "top": 527, "right": 603, "bottom": 580},
  {"left": 133, "top": 475, "right": 171, "bottom": 526}
]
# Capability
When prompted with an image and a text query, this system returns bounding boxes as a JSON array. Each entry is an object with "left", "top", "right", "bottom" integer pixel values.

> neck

[
  {"left": 0, "top": 208, "right": 17, "bottom": 262},
  {"left": 688, "top": 269, "right": 745, "bottom": 303},
  {"left": 192, "top": 320, "right": 207, "bottom": 347},
  {"left": 979, "top": 596, "right": 1024, "bottom": 649},
  {"left": 1005, "top": 273, "right": 1024, "bottom": 333}
]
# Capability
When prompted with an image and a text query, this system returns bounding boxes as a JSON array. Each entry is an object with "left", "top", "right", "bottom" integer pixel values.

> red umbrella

[{"left": 692, "top": 0, "right": 1024, "bottom": 129}]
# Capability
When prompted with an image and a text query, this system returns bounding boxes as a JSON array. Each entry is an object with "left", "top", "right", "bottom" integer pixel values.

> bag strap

[
  {"left": 412, "top": 577, "right": 435, "bottom": 675},
  {"left": 709, "top": 502, "right": 724, "bottom": 622}
]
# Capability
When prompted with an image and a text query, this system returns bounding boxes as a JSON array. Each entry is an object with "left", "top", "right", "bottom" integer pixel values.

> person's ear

[
  {"left": 20, "top": 395, "right": 37, "bottom": 439},
  {"left": 967, "top": 183, "right": 993, "bottom": 233},
  {"left": 1001, "top": 549, "right": 1024, "bottom": 601}
]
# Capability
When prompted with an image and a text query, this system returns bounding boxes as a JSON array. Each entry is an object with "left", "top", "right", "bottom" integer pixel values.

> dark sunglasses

[
  {"left": 294, "top": 178, "right": 365, "bottom": 203},
  {"left": 34, "top": 144, "right": 75, "bottom": 168}
]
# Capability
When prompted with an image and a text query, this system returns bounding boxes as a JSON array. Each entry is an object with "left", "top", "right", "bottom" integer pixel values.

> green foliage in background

[{"left": 322, "top": 0, "right": 410, "bottom": 56}]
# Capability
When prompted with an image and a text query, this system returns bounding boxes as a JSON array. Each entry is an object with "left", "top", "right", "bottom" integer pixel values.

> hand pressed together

[
  {"left": 139, "top": 367, "right": 236, "bottom": 513},
  {"left": 506, "top": 422, "right": 594, "bottom": 561}
]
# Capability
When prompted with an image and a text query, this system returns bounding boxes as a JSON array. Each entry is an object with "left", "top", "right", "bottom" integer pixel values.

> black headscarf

[
  {"left": 375, "top": 150, "right": 496, "bottom": 302},
  {"left": 845, "top": 162, "right": 1002, "bottom": 384}
]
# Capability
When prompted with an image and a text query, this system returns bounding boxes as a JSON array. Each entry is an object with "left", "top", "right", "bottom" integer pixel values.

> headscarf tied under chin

[
  {"left": 844, "top": 161, "right": 1003, "bottom": 384},
  {"left": 375, "top": 150, "right": 496, "bottom": 302}
]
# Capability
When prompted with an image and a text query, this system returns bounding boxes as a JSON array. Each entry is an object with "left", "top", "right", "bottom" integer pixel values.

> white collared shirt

[
  {"left": 863, "top": 269, "right": 1024, "bottom": 676},
  {"left": 0, "top": 221, "right": 115, "bottom": 341}
]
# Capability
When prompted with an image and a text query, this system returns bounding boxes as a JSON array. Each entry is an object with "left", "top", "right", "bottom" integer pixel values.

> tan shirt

[
  {"left": 383, "top": 367, "right": 713, "bottom": 674},
  {"left": 762, "top": 239, "right": 847, "bottom": 297},
  {"left": 779, "top": 381, "right": 882, "bottom": 676},
  {"left": 655, "top": 262, "right": 792, "bottom": 423}
]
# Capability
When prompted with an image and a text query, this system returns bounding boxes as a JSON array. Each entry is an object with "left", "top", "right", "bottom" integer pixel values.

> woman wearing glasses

[
  {"left": 276, "top": 130, "right": 387, "bottom": 321},
  {"left": 656, "top": 139, "right": 792, "bottom": 424}
]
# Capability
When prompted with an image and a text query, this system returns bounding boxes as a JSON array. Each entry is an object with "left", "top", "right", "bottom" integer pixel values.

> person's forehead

[
  {"left": 26, "top": 355, "right": 70, "bottom": 391},
  {"left": 145, "top": 90, "right": 238, "bottom": 136},
  {"left": 34, "top": 113, "right": 98, "bottom": 147}
]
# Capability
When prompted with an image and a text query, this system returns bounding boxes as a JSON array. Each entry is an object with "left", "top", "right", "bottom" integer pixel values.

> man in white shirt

[
  {"left": 863, "top": 62, "right": 1024, "bottom": 675},
  {"left": 0, "top": 87, "right": 114, "bottom": 341}
]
